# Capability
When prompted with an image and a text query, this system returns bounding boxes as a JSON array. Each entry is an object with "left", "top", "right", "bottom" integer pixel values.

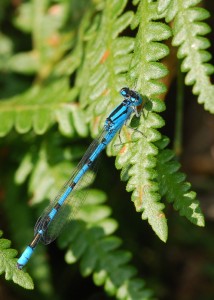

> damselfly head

[
  {"left": 120, "top": 87, "right": 142, "bottom": 106},
  {"left": 120, "top": 87, "right": 130, "bottom": 97}
]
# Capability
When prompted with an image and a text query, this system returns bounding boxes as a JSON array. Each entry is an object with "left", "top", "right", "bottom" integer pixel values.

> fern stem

[{"left": 173, "top": 61, "right": 184, "bottom": 156}]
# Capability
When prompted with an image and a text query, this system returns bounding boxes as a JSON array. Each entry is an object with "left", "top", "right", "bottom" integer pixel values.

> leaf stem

[{"left": 173, "top": 61, "right": 184, "bottom": 157}]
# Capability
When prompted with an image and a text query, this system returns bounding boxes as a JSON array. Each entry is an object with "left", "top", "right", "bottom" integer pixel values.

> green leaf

[
  {"left": 158, "top": 0, "right": 172, "bottom": 14},
  {"left": 78, "top": 0, "right": 135, "bottom": 136},
  {"left": 58, "top": 188, "right": 153, "bottom": 299},
  {"left": 0, "top": 33, "right": 13, "bottom": 70},
  {"left": 77, "top": 0, "right": 171, "bottom": 242},
  {"left": 166, "top": 0, "right": 214, "bottom": 112},
  {"left": 0, "top": 231, "right": 34, "bottom": 289},
  {"left": 156, "top": 136, "right": 205, "bottom": 227},
  {"left": 107, "top": 0, "right": 171, "bottom": 242},
  {"left": 0, "top": 80, "right": 87, "bottom": 137},
  {"left": 13, "top": 2, "right": 33, "bottom": 33},
  {"left": 15, "top": 153, "right": 34, "bottom": 184},
  {"left": 9, "top": 51, "right": 40, "bottom": 74}
]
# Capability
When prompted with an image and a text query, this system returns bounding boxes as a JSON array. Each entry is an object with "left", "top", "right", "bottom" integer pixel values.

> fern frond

[
  {"left": 10, "top": 1, "right": 74, "bottom": 76},
  {"left": 13, "top": 129, "right": 153, "bottom": 297},
  {"left": 0, "top": 230, "right": 34, "bottom": 289},
  {"left": 58, "top": 191, "right": 154, "bottom": 300},
  {"left": 156, "top": 136, "right": 205, "bottom": 227},
  {"left": 78, "top": 0, "right": 135, "bottom": 135},
  {"left": 4, "top": 173, "right": 54, "bottom": 295},
  {"left": 109, "top": 1, "right": 172, "bottom": 242},
  {"left": 53, "top": 7, "right": 94, "bottom": 78},
  {"left": 166, "top": 0, "right": 214, "bottom": 112},
  {"left": 157, "top": 0, "right": 172, "bottom": 14},
  {"left": 0, "top": 80, "right": 87, "bottom": 137},
  {"left": 78, "top": 0, "right": 172, "bottom": 242},
  {"left": 14, "top": 137, "right": 86, "bottom": 205},
  {"left": 0, "top": 1, "right": 91, "bottom": 138}
]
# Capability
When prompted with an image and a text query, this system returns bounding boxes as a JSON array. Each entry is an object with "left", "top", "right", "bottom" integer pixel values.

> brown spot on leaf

[{"left": 100, "top": 50, "right": 110, "bottom": 64}]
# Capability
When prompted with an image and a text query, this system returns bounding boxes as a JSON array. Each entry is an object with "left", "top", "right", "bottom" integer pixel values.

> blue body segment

[
  {"left": 17, "top": 87, "right": 143, "bottom": 269},
  {"left": 58, "top": 187, "right": 72, "bottom": 205},
  {"left": 18, "top": 246, "right": 34, "bottom": 267}
]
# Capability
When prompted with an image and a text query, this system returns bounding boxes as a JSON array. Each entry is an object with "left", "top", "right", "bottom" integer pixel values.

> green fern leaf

[
  {"left": 15, "top": 141, "right": 87, "bottom": 205},
  {"left": 53, "top": 7, "right": 93, "bottom": 78},
  {"left": 4, "top": 173, "right": 54, "bottom": 294},
  {"left": 9, "top": 51, "right": 40, "bottom": 74},
  {"left": 0, "top": 80, "right": 87, "bottom": 137},
  {"left": 130, "top": 1, "right": 171, "bottom": 93},
  {"left": 78, "top": 0, "right": 135, "bottom": 135},
  {"left": 113, "top": 110, "right": 168, "bottom": 242},
  {"left": 158, "top": 0, "right": 172, "bottom": 14},
  {"left": 78, "top": 0, "right": 172, "bottom": 242},
  {"left": 0, "top": 0, "right": 89, "bottom": 137},
  {"left": 107, "top": 0, "right": 172, "bottom": 242},
  {"left": 156, "top": 136, "right": 205, "bottom": 227},
  {"left": 0, "top": 230, "right": 34, "bottom": 289},
  {"left": 166, "top": 0, "right": 214, "bottom": 112},
  {"left": 58, "top": 190, "right": 154, "bottom": 299},
  {"left": 11, "top": 1, "right": 74, "bottom": 75}
]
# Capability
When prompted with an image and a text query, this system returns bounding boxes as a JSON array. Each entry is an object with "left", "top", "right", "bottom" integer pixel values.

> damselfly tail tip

[{"left": 16, "top": 262, "right": 23, "bottom": 270}]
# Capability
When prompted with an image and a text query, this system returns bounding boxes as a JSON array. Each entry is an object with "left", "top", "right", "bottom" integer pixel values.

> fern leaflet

[
  {"left": 111, "top": 0, "right": 172, "bottom": 241},
  {"left": 156, "top": 136, "right": 205, "bottom": 226},
  {"left": 0, "top": 80, "right": 87, "bottom": 137},
  {"left": 58, "top": 191, "right": 154, "bottom": 300},
  {"left": 0, "top": 230, "right": 34, "bottom": 289},
  {"left": 166, "top": 0, "right": 214, "bottom": 112}
]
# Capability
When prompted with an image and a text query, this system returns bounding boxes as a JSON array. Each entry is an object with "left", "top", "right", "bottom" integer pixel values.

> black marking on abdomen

[
  {"left": 70, "top": 181, "right": 76, "bottom": 188},
  {"left": 54, "top": 203, "right": 61, "bottom": 211},
  {"left": 101, "top": 137, "right": 107, "bottom": 144},
  {"left": 30, "top": 232, "right": 42, "bottom": 248},
  {"left": 86, "top": 158, "right": 92, "bottom": 167}
]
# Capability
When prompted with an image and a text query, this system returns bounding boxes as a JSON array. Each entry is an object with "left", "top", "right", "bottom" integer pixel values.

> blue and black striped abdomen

[{"left": 34, "top": 132, "right": 108, "bottom": 244}]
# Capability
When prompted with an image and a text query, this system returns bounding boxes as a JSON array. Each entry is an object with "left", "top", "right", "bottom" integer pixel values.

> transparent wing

[{"left": 34, "top": 129, "right": 107, "bottom": 245}]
